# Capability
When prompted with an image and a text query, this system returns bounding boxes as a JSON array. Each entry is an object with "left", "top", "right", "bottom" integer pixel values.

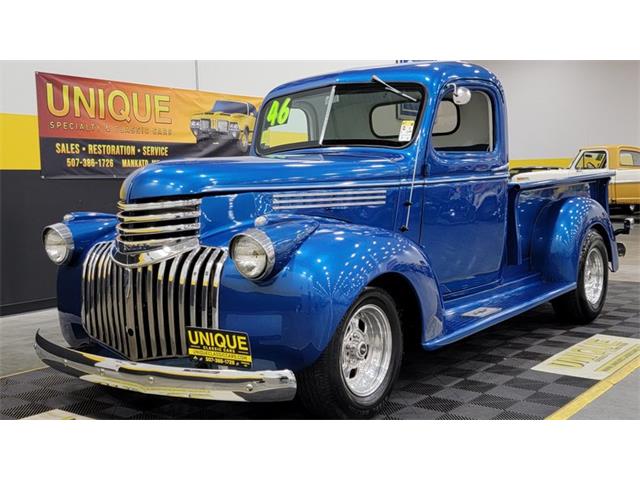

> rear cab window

[{"left": 619, "top": 150, "right": 640, "bottom": 168}]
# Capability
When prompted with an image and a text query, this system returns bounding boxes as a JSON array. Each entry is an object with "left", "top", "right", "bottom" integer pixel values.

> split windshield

[
  {"left": 256, "top": 83, "right": 424, "bottom": 155},
  {"left": 212, "top": 101, "right": 247, "bottom": 114}
]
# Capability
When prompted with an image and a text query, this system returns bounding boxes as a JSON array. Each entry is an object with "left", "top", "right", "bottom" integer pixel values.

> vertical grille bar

[
  {"left": 85, "top": 243, "right": 101, "bottom": 340},
  {"left": 81, "top": 242, "right": 226, "bottom": 361},
  {"left": 178, "top": 248, "right": 200, "bottom": 350},
  {"left": 211, "top": 251, "right": 228, "bottom": 329},
  {"left": 81, "top": 243, "right": 99, "bottom": 338},
  {"left": 117, "top": 265, "right": 130, "bottom": 359},
  {"left": 146, "top": 265, "right": 158, "bottom": 358},
  {"left": 200, "top": 250, "right": 221, "bottom": 329},
  {"left": 135, "top": 268, "right": 148, "bottom": 359},
  {"left": 104, "top": 259, "right": 117, "bottom": 351},
  {"left": 167, "top": 253, "right": 183, "bottom": 356},
  {"left": 156, "top": 260, "right": 168, "bottom": 357},
  {"left": 110, "top": 260, "right": 124, "bottom": 355},
  {"left": 124, "top": 267, "right": 138, "bottom": 360},
  {"left": 190, "top": 248, "right": 212, "bottom": 327},
  {"left": 95, "top": 244, "right": 109, "bottom": 343}
]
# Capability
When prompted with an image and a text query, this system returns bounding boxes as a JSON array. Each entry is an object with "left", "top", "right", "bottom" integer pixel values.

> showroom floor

[{"left": 1, "top": 215, "right": 638, "bottom": 420}]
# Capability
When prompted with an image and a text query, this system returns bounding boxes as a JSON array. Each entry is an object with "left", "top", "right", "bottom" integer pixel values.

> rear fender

[{"left": 531, "top": 196, "right": 618, "bottom": 283}]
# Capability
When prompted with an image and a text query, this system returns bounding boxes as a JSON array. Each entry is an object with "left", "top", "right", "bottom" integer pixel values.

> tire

[
  {"left": 552, "top": 229, "right": 608, "bottom": 324},
  {"left": 237, "top": 128, "right": 250, "bottom": 153},
  {"left": 297, "top": 287, "right": 403, "bottom": 419}
]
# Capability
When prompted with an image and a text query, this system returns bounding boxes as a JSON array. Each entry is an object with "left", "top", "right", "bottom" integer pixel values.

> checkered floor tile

[{"left": 1, "top": 281, "right": 638, "bottom": 420}]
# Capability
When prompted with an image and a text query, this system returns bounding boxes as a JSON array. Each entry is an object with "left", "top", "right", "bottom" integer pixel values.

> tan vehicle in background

[
  {"left": 190, "top": 100, "right": 257, "bottom": 153},
  {"left": 512, "top": 145, "right": 640, "bottom": 213}
]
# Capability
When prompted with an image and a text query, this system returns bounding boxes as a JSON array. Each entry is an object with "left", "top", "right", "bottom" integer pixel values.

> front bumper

[
  {"left": 191, "top": 128, "right": 237, "bottom": 141},
  {"left": 34, "top": 330, "right": 297, "bottom": 402}
]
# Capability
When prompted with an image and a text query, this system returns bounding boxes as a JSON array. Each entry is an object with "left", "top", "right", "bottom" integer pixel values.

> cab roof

[
  {"left": 581, "top": 145, "right": 640, "bottom": 151},
  {"left": 266, "top": 61, "right": 503, "bottom": 99}
]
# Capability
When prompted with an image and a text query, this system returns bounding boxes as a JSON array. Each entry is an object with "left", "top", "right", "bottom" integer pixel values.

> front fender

[
  {"left": 218, "top": 221, "right": 444, "bottom": 372},
  {"left": 531, "top": 196, "right": 618, "bottom": 283}
]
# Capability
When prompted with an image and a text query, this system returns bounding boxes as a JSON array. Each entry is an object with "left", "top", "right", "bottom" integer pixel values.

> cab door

[
  {"left": 420, "top": 81, "right": 508, "bottom": 297},
  {"left": 616, "top": 149, "right": 640, "bottom": 205}
]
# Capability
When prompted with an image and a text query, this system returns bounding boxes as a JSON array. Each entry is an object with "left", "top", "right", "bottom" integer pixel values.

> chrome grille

[
  {"left": 216, "top": 119, "right": 229, "bottom": 132},
  {"left": 114, "top": 198, "right": 201, "bottom": 266},
  {"left": 82, "top": 241, "right": 227, "bottom": 361}
]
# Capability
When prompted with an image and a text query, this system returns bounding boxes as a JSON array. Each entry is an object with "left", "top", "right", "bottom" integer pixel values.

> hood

[{"left": 121, "top": 150, "right": 406, "bottom": 201}]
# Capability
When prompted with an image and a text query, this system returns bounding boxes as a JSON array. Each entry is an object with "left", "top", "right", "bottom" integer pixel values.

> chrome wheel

[
  {"left": 584, "top": 247, "right": 604, "bottom": 306},
  {"left": 340, "top": 304, "right": 392, "bottom": 397},
  {"left": 240, "top": 132, "right": 248, "bottom": 150}
]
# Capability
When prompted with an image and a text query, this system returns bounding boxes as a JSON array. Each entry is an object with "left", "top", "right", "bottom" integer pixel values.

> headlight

[
  {"left": 229, "top": 122, "right": 239, "bottom": 131},
  {"left": 43, "top": 223, "right": 74, "bottom": 265},
  {"left": 229, "top": 229, "right": 275, "bottom": 280}
]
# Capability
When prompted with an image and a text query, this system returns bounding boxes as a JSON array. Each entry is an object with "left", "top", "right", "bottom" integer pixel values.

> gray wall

[{"left": 480, "top": 61, "right": 640, "bottom": 159}]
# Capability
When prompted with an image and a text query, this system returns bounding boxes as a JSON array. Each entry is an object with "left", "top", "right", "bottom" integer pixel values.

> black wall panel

[{"left": 0, "top": 171, "right": 120, "bottom": 315}]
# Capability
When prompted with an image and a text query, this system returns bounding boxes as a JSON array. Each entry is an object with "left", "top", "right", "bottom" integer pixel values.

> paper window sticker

[{"left": 398, "top": 120, "right": 415, "bottom": 141}]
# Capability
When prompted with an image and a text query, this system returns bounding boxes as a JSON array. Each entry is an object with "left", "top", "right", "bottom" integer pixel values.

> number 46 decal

[{"left": 266, "top": 98, "right": 291, "bottom": 126}]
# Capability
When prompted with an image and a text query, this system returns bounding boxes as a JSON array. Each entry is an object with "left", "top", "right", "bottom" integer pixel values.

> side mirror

[{"left": 451, "top": 84, "right": 472, "bottom": 105}]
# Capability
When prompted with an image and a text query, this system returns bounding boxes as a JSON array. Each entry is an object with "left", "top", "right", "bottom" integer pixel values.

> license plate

[
  {"left": 217, "top": 120, "right": 228, "bottom": 132},
  {"left": 186, "top": 326, "right": 252, "bottom": 369}
]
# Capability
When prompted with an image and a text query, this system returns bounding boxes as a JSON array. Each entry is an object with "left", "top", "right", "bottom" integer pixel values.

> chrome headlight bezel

[
  {"left": 43, "top": 222, "right": 74, "bottom": 265},
  {"left": 229, "top": 229, "right": 275, "bottom": 281}
]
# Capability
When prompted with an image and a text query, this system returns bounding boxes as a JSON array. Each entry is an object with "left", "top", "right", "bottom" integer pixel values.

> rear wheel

[
  {"left": 297, "top": 287, "right": 403, "bottom": 419},
  {"left": 237, "top": 128, "right": 250, "bottom": 153},
  {"left": 552, "top": 229, "right": 608, "bottom": 324}
]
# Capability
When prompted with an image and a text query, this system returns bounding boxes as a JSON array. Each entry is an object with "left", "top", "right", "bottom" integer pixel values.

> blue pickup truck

[{"left": 37, "top": 62, "right": 626, "bottom": 418}]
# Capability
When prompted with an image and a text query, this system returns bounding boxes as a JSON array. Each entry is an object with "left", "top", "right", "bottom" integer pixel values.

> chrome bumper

[{"left": 34, "top": 330, "right": 296, "bottom": 402}]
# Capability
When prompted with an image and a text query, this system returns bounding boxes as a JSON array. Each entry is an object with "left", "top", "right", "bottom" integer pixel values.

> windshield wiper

[
  {"left": 371, "top": 75, "right": 417, "bottom": 102},
  {"left": 318, "top": 85, "right": 336, "bottom": 146}
]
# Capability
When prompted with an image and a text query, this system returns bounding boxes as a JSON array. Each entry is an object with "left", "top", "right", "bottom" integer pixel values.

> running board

[{"left": 422, "top": 277, "right": 576, "bottom": 350}]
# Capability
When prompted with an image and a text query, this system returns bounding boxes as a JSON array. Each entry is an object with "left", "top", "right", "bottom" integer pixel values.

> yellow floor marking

[
  {"left": 23, "top": 409, "right": 92, "bottom": 420},
  {"left": 532, "top": 334, "right": 640, "bottom": 380},
  {"left": 0, "top": 366, "right": 49, "bottom": 379},
  {"left": 546, "top": 357, "right": 640, "bottom": 420}
]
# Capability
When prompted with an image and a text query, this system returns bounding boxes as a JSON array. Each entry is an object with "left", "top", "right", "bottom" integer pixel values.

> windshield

[
  {"left": 211, "top": 100, "right": 247, "bottom": 114},
  {"left": 256, "top": 83, "right": 424, "bottom": 155},
  {"left": 574, "top": 150, "right": 607, "bottom": 170}
]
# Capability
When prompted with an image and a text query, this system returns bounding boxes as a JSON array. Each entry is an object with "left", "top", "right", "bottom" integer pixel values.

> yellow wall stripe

[
  {"left": 0, "top": 112, "right": 573, "bottom": 172},
  {"left": 0, "top": 113, "right": 41, "bottom": 170},
  {"left": 510, "top": 157, "right": 572, "bottom": 168},
  {"left": 546, "top": 356, "right": 640, "bottom": 420}
]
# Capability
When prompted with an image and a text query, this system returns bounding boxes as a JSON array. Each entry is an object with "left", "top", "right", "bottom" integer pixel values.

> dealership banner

[{"left": 35, "top": 72, "right": 262, "bottom": 178}]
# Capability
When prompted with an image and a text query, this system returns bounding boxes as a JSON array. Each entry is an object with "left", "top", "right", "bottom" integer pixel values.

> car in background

[
  {"left": 190, "top": 100, "right": 257, "bottom": 153},
  {"left": 512, "top": 145, "right": 640, "bottom": 213}
]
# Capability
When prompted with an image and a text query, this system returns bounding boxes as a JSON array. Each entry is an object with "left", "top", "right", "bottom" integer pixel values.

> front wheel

[
  {"left": 552, "top": 229, "right": 608, "bottom": 324},
  {"left": 297, "top": 287, "right": 403, "bottom": 419},
  {"left": 237, "top": 128, "right": 250, "bottom": 153}
]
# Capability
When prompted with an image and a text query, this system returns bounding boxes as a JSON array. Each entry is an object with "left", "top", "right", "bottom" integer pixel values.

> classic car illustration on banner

[
  {"left": 190, "top": 100, "right": 258, "bottom": 153},
  {"left": 35, "top": 73, "right": 262, "bottom": 178},
  {"left": 36, "top": 62, "right": 629, "bottom": 418}
]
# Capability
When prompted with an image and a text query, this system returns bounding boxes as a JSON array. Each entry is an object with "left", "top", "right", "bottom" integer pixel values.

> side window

[
  {"left": 575, "top": 151, "right": 607, "bottom": 169},
  {"left": 431, "top": 90, "right": 494, "bottom": 152},
  {"left": 619, "top": 150, "right": 640, "bottom": 167}
]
